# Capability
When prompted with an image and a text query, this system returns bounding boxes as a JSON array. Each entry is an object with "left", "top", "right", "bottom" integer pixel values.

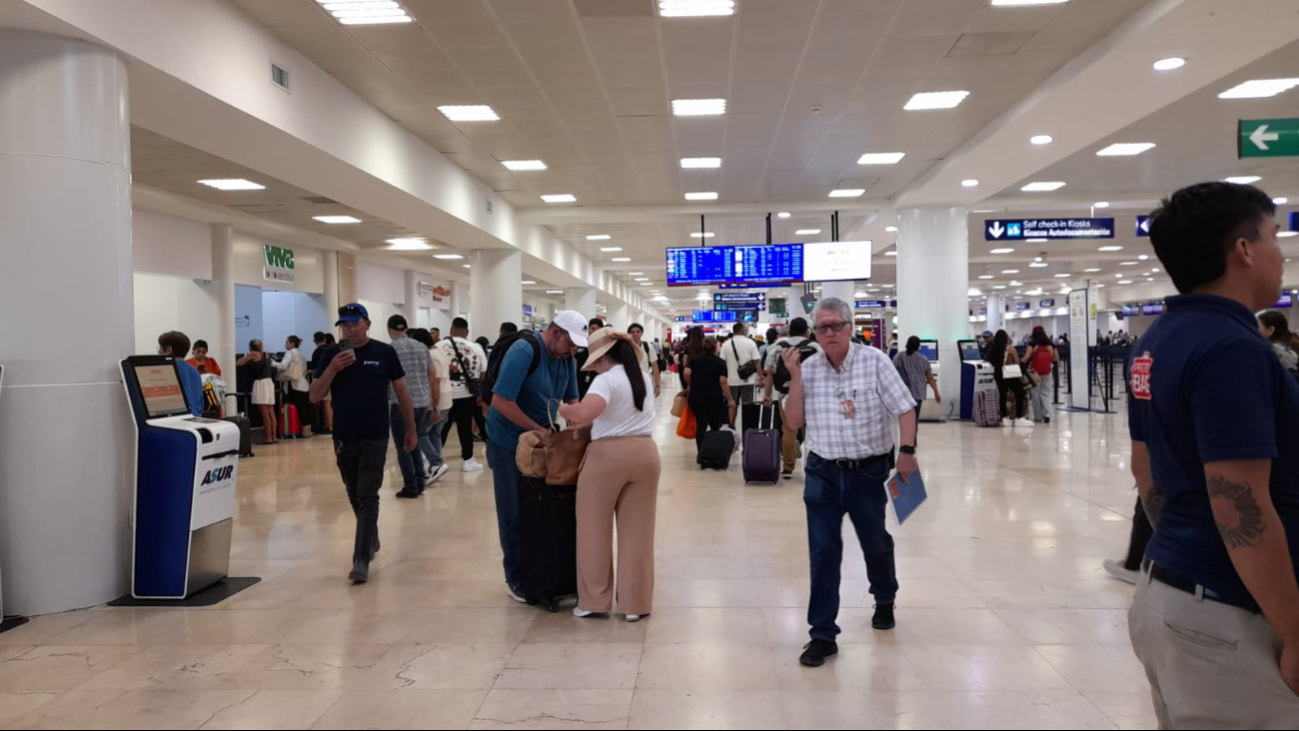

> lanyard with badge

[{"left": 837, "top": 386, "right": 857, "bottom": 419}]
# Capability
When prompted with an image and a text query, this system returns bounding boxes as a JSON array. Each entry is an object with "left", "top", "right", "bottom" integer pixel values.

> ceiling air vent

[{"left": 271, "top": 63, "right": 290, "bottom": 92}]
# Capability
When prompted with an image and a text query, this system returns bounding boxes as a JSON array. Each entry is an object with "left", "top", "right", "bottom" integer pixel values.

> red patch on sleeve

[{"left": 1131, "top": 352, "right": 1153, "bottom": 401}]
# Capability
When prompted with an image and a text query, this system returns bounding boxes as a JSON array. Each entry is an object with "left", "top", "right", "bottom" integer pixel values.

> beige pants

[
  {"left": 1129, "top": 567, "right": 1299, "bottom": 729},
  {"left": 577, "top": 436, "right": 661, "bottom": 615}
]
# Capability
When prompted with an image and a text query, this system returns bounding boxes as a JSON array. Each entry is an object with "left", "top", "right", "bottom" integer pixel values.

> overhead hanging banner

[
  {"left": 985, "top": 218, "right": 1116, "bottom": 241},
  {"left": 1069, "top": 289, "right": 1090, "bottom": 411}
]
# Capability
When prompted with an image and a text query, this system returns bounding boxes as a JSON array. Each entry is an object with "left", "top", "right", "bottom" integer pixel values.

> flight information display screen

[
  {"left": 734, "top": 244, "right": 803, "bottom": 284},
  {"left": 667, "top": 241, "right": 871, "bottom": 286},
  {"left": 666, "top": 247, "right": 734, "bottom": 286}
]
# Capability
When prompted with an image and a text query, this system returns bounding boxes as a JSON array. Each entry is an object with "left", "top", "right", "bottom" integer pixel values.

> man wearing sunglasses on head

[
  {"left": 781, "top": 297, "right": 920, "bottom": 668},
  {"left": 311, "top": 303, "right": 419, "bottom": 585}
]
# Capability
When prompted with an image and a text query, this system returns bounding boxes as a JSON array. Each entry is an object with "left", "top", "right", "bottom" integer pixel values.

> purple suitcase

[{"left": 743, "top": 405, "right": 782, "bottom": 484}]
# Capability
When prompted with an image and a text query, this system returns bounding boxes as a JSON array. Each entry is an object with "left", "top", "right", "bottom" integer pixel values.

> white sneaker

[
  {"left": 1014, "top": 418, "right": 1035, "bottom": 428},
  {"left": 573, "top": 607, "right": 598, "bottom": 618},
  {"left": 463, "top": 458, "right": 485, "bottom": 473},
  {"left": 507, "top": 585, "right": 528, "bottom": 604},
  {"left": 624, "top": 614, "right": 642, "bottom": 623},
  {"left": 1103, "top": 559, "right": 1139, "bottom": 585},
  {"left": 430, "top": 463, "right": 451, "bottom": 483},
  {"left": 1000, "top": 420, "right": 1012, "bottom": 428}
]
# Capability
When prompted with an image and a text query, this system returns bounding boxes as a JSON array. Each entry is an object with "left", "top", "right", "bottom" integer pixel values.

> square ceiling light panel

[
  {"left": 672, "top": 99, "right": 726, "bottom": 116},
  {"left": 541, "top": 194, "right": 577, "bottom": 203},
  {"left": 681, "top": 157, "right": 722, "bottom": 169},
  {"left": 313, "top": 215, "right": 362, "bottom": 224},
  {"left": 829, "top": 189, "right": 866, "bottom": 198},
  {"left": 857, "top": 152, "right": 906, "bottom": 165},
  {"left": 685, "top": 192, "right": 718, "bottom": 201},
  {"left": 1021, "top": 182, "right": 1066, "bottom": 192}
]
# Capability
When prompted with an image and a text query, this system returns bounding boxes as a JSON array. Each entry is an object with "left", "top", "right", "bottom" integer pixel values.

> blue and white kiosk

[
  {"left": 915, "top": 340, "right": 947, "bottom": 423},
  {"left": 120, "top": 356, "right": 240, "bottom": 599},
  {"left": 958, "top": 339, "right": 997, "bottom": 420}
]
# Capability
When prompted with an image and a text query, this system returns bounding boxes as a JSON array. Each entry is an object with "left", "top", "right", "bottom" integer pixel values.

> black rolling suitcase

[
  {"left": 517, "top": 476, "right": 578, "bottom": 612},
  {"left": 225, "top": 415, "right": 254, "bottom": 458},
  {"left": 742, "top": 405, "right": 781, "bottom": 484},
  {"left": 698, "top": 429, "right": 735, "bottom": 470}
]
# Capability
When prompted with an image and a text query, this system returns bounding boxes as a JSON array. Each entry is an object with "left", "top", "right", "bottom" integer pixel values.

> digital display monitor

[
  {"left": 1142, "top": 302, "right": 1165, "bottom": 316},
  {"left": 1016, "top": 302, "right": 1032, "bottom": 311},
  {"left": 1275, "top": 293, "right": 1293, "bottom": 309},
  {"left": 1039, "top": 299, "right": 1056, "bottom": 308},
  {"left": 855, "top": 300, "right": 887, "bottom": 309},
  {"left": 692, "top": 310, "right": 739, "bottom": 322},
  {"left": 917, "top": 340, "right": 939, "bottom": 362},
  {"left": 958, "top": 340, "right": 982, "bottom": 362},
  {"left": 803, "top": 241, "right": 872, "bottom": 283},
  {"left": 666, "top": 246, "right": 733, "bottom": 286},
  {"left": 133, "top": 364, "right": 190, "bottom": 418},
  {"left": 666, "top": 240, "right": 872, "bottom": 286},
  {"left": 734, "top": 244, "right": 803, "bottom": 284}
]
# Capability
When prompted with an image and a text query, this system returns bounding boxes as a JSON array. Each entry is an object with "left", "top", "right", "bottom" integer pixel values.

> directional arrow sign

[
  {"left": 1136, "top": 216, "right": 1151, "bottom": 237},
  {"left": 984, "top": 218, "right": 1114, "bottom": 241},
  {"left": 1239, "top": 118, "right": 1299, "bottom": 159},
  {"left": 988, "top": 221, "right": 1006, "bottom": 239}
]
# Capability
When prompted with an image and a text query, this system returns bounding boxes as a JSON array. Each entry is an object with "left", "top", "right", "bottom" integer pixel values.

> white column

[
  {"left": 896, "top": 207, "right": 970, "bottom": 407},
  {"left": 986, "top": 294, "right": 1006, "bottom": 334},
  {"left": 0, "top": 31, "right": 133, "bottom": 616},
  {"left": 323, "top": 250, "right": 340, "bottom": 324},
  {"left": 608, "top": 302, "right": 629, "bottom": 332},
  {"left": 212, "top": 225, "right": 237, "bottom": 414},
  {"left": 402, "top": 270, "right": 419, "bottom": 323},
  {"left": 565, "top": 287, "right": 597, "bottom": 320},
  {"left": 470, "top": 250, "right": 522, "bottom": 342}
]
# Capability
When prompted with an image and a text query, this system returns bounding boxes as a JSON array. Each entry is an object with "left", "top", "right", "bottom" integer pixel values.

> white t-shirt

[
  {"left": 722, "top": 334, "right": 762, "bottom": 385},
  {"left": 635, "top": 340, "right": 654, "bottom": 374},
  {"left": 587, "top": 365, "right": 655, "bottom": 440},
  {"left": 437, "top": 336, "right": 487, "bottom": 400},
  {"left": 430, "top": 346, "right": 454, "bottom": 412}
]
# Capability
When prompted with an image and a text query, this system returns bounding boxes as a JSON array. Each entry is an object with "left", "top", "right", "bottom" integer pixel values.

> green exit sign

[{"left": 1239, "top": 118, "right": 1299, "bottom": 159}]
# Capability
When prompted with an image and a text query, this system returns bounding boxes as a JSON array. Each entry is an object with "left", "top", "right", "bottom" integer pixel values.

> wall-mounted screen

[
  {"left": 666, "top": 240, "right": 871, "bottom": 286},
  {"left": 803, "top": 241, "right": 872, "bottom": 283},
  {"left": 734, "top": 244, "right": 803, "bottom": 284},
  {"left": 666, "top": 247, "right": 733, "bottom": 286}
]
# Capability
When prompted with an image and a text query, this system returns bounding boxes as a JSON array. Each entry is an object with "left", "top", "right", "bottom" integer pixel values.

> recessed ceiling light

[
  {"left": 777, "top": 212, "right": 791, "bottom": 219},
  {"left": 1030, "top": 135, "right": 1054, "bottom": 146},
  {"left": 629, "top": 272, "right": 644, "bottom": 275},
  {"left": 1054, "top": 273, "right": 1072, "bottom": 278},
  {"left": 541, "top": 194, "right": 577, "bottom": 203},
  {"left": 1153, "top": 57, "right": 1186, "bottom": 71},
  {"left": 1021, "top": 181, "right": 1066, "bottom": 192},
  {"left": 587, "top": 235, "right": 612, "bottom": 241},
  {"left": 1094, "top": 201, "right": 1110, "bottom": 209},
  {"left": 324, "top": 0, "right": 415, "bottom": 25},
  {"left": 438, "top": 105, "right": 499, "bottom": 121},
  {"left": 434, "top": 254, "right": 465, "bottom": 260},
  {"left": 1099, "top": 245, "right": 1123, "bottom": 252},
  {"left": 1219, "top": 78, "right": 1299, "bottom": 100},
  {"left": 658, "top": 0, "right": 735, "bottom": 17},
  {"left": 1029, "top": 262, "right": 1049, "bottom": 268},
  {"left": 994, "top": 285, "right": 1007, "bottom": 290},
  {"left": 1280, "top": 231, "right": 1299, "bottom": 238},
  {"left": 978, "top": 275, "right": 995, "bottom": 280},
  {"left": 612, "top": 257, "right": 632, "bottom": 262},
  {"left": 198, "top": 178, "right": 265, "bottom": 191},
  {"left": 857, "top": 152, "right": 906, "bottom": 165},
  {"left": 796, "top": 229, "right": 822, "bottom": 235},
  {"left": 1084, "top": 268, "right": 1102, "bottom": 273},
  {"left": 600, "top": 247, "right": 623, "bottom": 252},
  {"left": 546, "top": 290, "right": 564, "bottom": 295},
  {"left": 685, "top": 192, "right": 718, "bottom": 201},
  {"left": 1225, "top": 176, "right": 1262, "bottom": 185},
  {"left": 885, "top": 226, "right": 899, "bottom": 233},
  {"left": 962, "top": 179, "right": 980, "bottom": 188},
  {"left": 904, "top": 91, "right": 970, "bottom": 110},
  {"left": 681, "top": 157, "right": 722, "bottom": 169},
  {"left": 313, "top": 215, "right": 361, "bottom": 224},
  {"left": 1096, "top": 142, "right": 1156, "bottom": 157},
  {"left": 672, "top": 98, "right": 727, "bottom": 116},
  {"left": 1138, "top": 255, "right": 1150, "bottom": 261},
  {"left": 829, "top": 189, "right": 866, "bottom": 198},
  {"left": 521, "top": 280, "right": 537, "bottom": 285},
  {"left": 1002, "top": 269, "right": 1021, "bottom": 274},
  {"left": 990, "top": 248, "right": 1015, "bottom": 254},
  {"left": 1120, "top": 261, "right": 1139, "bottom": 266},
  {"left": 1119, "top": 280, "right": 1133, "bottom": 285},
  {"left": 690, "top": 232, "right": 715, "bottom": 238},
  {"left": 885, "top": 251, "right": 898, "bottom": 257},
  {"left": 1152, "top": 268, "right": 1162, "bottom": 272},
  {"left": 463, "top": 264, "right": 471, "bottom": 268},
  {"left": 1275, "top": 197, "right": 1289, "bottom": 205},
  {"left": 502, "top": 160, "right": 547, "bottom": 171},
  {"left": 385, "top": 238, "right": 429, "bottom": 250}
]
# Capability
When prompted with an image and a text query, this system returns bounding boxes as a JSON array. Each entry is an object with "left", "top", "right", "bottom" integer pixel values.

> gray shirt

[
  {"left": 892, "top": 351, "right": 932, "bottom": 403},
  {"left": 388, "top": 333, "right": 432, "bottom": 407}
]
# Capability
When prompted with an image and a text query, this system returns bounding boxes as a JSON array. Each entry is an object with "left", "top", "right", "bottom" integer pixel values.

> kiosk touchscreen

[
  {"left": 121, "top": 356, "right": 240, "bottom": 599},
  {"left": 958, "top": 339, "right": 997, "bottom": 421},
  {"left": 915, "top": 341, "right": 946, "bottom": 423}
]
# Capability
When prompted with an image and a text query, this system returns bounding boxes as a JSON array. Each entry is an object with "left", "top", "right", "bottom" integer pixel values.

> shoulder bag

[
  {"left": 448, "top": 338, "right": 482, "bottom": 397},
  {"left": 543, "top": 399, "right": 591, "bottom": 486},
  {"left": 733, "top": 339, "right": 759, "bottom": 380}
]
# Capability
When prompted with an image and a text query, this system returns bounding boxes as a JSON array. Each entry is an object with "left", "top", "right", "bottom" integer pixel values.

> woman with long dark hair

[
  {"left": 559, "top": 328, "right": 661, "bottom": 622},
  {"left": 1023, "top": 326, "right": 1059, "bottom": 424},
  {"left": 1259, "top": 310, "right": 1299, "bottom": 377},
  {"left": 276, "top": 335, "right": 315, "bottom": 437},
  {"left": 679, "top": 326, "right": 706, "bottom": 390},
  {"left": 986, "top": 330, "right": 1032, "bottom": 427}
]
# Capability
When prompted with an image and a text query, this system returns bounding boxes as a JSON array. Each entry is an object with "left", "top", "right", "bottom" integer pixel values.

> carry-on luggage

[
  {"left": 280, "top": 402, "right": 302, "bottom": 439},
  {"left": 974, "top": 389, "right": 1002, "bottom": 427},
  {"left": 738, "top": 400, "right": 782, "bottom": 447},
  {"left": 225, "top": 415, "right": 254, "bottom": 458},
  {"left": 743, "top": 405, "right": 782, "bottom": 484},
  {"left": 698, "top": 429, "right": 735, "bottom": 470},
  {"left": 517, "top": 476, "right": 578, "bottom": 612}
]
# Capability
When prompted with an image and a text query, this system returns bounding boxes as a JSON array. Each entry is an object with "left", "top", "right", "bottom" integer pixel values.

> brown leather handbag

[
  {"left": 515, "top": 431, "right": 548, "bottom": 479},
  {"left": 544, "top": 399, "right": 590, "bottom": 486}
]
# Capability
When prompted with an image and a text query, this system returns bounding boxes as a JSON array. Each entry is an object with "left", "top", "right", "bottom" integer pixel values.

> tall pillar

[
  {"left": 986, "top": 294, "right": 1006, "bottom": 334},
  {"left": 470, "top": 250, "right": 522, "bottom": 342},
  {"left": 337, "top": 252, "right": 357, "bottom": 308},
  {"left": 402, "top": 270, "right": 419, "bottom": 323},
  {"left": 608, "top": 302, "right": 629, "bottom": 332},
  {"left": 323, "top": 250, "right": 340, "bottom": 324},
  {"left": 452, "top": 281, "right": 469, "bottom": 321},
  {"left": 565, "top": 287, "right": 597, "bottom": 320},
  {"left": 896, "top": 207, "right": 970, "bottom": 408},
  {"left": 0, "top": 31, "right": 133, "bottom": 615},
  {"left": 212, "top": 225, "right": 237, "bottom": 414}
]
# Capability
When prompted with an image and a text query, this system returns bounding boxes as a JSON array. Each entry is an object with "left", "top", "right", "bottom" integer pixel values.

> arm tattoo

[
  {"left": 1206, "top": 475, "right": 1268, "bottom": 549},
  {"left": 1141, "top": 483, "right": 1165, "bottom": 530}
]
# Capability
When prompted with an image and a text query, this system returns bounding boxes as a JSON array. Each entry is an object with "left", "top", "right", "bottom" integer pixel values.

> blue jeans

[
  {"left": 805, "top": 452, "right": 898, "bottom": 642},
  {"left": 390, "top": 405, "right": 428, "bottom": 491},
  {"left": 487, "top": 440, "right": 522, "bottom": 591},
  {"left": 420, "top": 409, "right": 449, "bottom": 472}
]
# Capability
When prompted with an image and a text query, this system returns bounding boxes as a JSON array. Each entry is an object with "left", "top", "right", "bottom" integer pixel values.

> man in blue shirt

[
  {"left": 157, "top": 331, "right": 204, "bottom": 417},
  {"left": 486, "top": 311, "right": 585, "bottom": 603},
  {"left": 1128, "top": 182, "right": 1299, "bottom": 726}
]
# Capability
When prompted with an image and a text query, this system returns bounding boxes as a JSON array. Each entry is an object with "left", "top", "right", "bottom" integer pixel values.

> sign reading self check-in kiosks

[{"left": 121, "top": 356, "right": 240, "bottom": 599}]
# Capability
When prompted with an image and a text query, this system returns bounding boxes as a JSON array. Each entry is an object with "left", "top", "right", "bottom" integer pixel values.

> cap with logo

[
  {"left": 552, "top": 310, "right": 591, "bottom": 348},
  {"left": 336, "top": 303, "right": 370, "bottom": 326}
]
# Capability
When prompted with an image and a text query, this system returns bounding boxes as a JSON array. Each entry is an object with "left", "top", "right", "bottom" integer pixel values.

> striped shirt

[{"left": 801, "top": 344, "right": 916, "bottom": 460}]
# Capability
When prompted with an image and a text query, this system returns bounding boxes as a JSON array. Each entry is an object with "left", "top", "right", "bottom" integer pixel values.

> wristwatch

[{"left": 899, "top": 445, "right": 916, "bottom": 455}]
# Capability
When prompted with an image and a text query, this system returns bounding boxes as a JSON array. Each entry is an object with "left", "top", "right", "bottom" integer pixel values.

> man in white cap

[{"left": 486, "top": 310, "right": 588, "bottom": 603}]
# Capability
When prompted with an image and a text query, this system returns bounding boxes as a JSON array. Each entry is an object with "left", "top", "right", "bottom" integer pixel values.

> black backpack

[
  {"left": 481, "top": 331, "right": 543, "bottom": 406},
  {"left": 773, "top": 338, "right": 815, "bottom": 395}
]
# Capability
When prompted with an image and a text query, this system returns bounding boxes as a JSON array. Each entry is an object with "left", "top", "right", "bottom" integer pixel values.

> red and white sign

[{"left": 1131, "top": 352, "right": 1154, "bottom": 401}]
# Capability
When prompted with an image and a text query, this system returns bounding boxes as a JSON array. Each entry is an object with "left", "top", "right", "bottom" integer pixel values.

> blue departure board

[
  {"left": 667, "top": 247, "right": 733, "bottom": 286},
  {"left": 734, "top": 244, "right": 803, "bottom": 284}
]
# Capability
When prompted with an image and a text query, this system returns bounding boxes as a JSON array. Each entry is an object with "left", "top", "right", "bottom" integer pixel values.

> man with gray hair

[{"left": 782, "top": 297, "right": 921, "bottom": 668}]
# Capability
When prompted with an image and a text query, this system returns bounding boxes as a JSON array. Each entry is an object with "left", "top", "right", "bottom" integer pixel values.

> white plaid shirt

[{"left": 800, "top": 343, "right": 917, "bottom": 460}]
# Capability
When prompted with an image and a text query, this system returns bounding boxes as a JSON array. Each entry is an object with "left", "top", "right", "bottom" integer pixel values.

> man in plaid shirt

[{"left": 782, "top": 297, "right": 920, "bottom": 668}]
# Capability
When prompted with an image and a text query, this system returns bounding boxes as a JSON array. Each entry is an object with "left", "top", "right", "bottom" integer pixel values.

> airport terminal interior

[{"left": 2, "top": 0, "right": 1299, "bottom": 728}]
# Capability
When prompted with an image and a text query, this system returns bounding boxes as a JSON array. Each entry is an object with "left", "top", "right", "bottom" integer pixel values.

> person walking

[
  {"left": 385, "top": 315, "right": 435, "bottom": 499},
  {"left": 722, "top": 322, "right": 762, "bottom": 406},
  {"left": 892, "top": 336, "right": 942, "bottom": 430},
  {"left": 276, "top": 335, "right": 315, "bottom": 437},
  {"left": 438, "top": 317, "right": 488, "bottom": 472},
  {"left": 628, "top": 322, "right": 662, "bottom": 399},
  {"left": 781, "top": 297, "right": 920, "bottom": 668},
  {"left": 763, "top": 317, "right": 820, "bottom": 479},
  {"left": 310, "top": 304, "right": 418, "bottom": 584},
  {"left": 485, "top": 311, "right": 585, "bottom": 603},
  {"left": 1023, "top": 326, "right": 1059, "bottom": 424},
  {"left": 559, "top": 327, "right": 660, "bottom": 622},
  {"left": 409, "top": 328, "right": 451, "bottom": 486},
  {"left": 678, "top": 326, "right": 706, "bottom": 391},
  {"left": 986, "top": 330, "right": 1032, "bottom": 428},
  {"left": 238, "top": 339, "right": 278, "bottom": 443},
  {"left": 684, "top": 336, "right": 735, "bottom": 460},
  {"left": 1127, "top": 182, "right": 1299, "bottom": 728}
]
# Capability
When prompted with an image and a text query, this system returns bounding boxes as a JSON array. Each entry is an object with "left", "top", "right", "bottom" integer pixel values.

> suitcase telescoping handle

[{"left": 203, "top": 449, "right": 241, "bottom": 461}]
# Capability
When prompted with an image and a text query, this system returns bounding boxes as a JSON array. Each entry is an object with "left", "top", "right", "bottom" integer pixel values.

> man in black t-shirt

[{"left": 311, "top": 303, "right": 418, "bottom": 584}]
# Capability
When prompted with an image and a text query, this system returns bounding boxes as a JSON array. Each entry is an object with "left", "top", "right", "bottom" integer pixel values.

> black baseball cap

[{"left": 388, "top": 314, "right": 409, "bottom": 331}]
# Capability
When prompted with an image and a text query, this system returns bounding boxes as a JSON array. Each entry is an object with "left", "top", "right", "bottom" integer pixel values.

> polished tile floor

[{"left": 0, "top": 385, "right": 1156, "bottom": 729}]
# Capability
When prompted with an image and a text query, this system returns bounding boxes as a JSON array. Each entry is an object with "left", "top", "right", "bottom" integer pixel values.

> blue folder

[{"left": 886, "top": 469, "right": 928, "bottom": 524}]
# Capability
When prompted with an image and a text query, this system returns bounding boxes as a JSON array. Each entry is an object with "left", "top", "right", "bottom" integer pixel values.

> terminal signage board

[
  {"left": 1291, "top": 212, "right": 1298, "bottom": 231},
  {"left": 1039, "top": 299, "right": 1056, "bottom": 308},
  {"left": 714, "top": 301, "right": 766, "bottom": 312},
  {"left": 713, "top": 292, "right": 766, "bottom": 305},
  {"left": 855, "top": 300, "right": 888, "bottom": 309},
  {"left": 985, "top": 218, "right": 1116, "bottom": 241},
  {"left": 1238, "top": 118, "right": 1299, "bottom": 159},
  {"left": 692, "top": 310, "right": 739, "bottom": 323},
  {"left": 1142, "top": 302, "right": 1165, "bottom": 316},
  {"left": 1016, "top": 302, "right": 1032, "bottom": 311},
  {"left": 263, "top": 245, "right": 296, "bottom": 284},
  {"left": 1275, "top": 294, "right": 1294, "bottom": 309},
  {"left": 1136, "top": 216, "right": 1151, "bottom": 237}
]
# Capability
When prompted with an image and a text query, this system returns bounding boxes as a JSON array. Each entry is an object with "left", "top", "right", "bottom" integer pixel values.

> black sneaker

[
  {"left": 872, "top": 604, "right": 896, "bottom": 630},
  {"left": 799, "top": 639, "right": 838, "bottom": 667},
  {"left": 396, "top": 489, "right": 421, "bottom": 499},
  {"left": 782, "top": 470, "right": 793, "bottom": 480},
  {"left": 349, "top": 560, "right": 370, "bottom": 584}
]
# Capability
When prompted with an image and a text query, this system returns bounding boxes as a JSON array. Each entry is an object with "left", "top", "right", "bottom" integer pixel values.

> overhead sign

[
  {"left": 262, "top": 245, "right": 296, "bottom": 284},
  {"left": 1016, "top": 302, "right": 1032, "bottom": 311},
  {"left": 714, "top": 302, "right": 766, "bottom": 312},
  {"left": 1142, "top": 302, "right": 1165, "bottom": 316},
  {"left": 692, "top": 310, "right": 739, "bottom": 323},
  {"left": 985, "top": 218, "right": 1116, "bottom": 241},
  {"left": 522, "top": 305, "right": 533, "bottom": 317},
  {"left": 1039, "top": 299, "right": 1056, "bottom": 308},
  {"left": 713, "top": 292, "right": 767, "bottom": 304},
  {"left": 1291, "top": 211, "right": 1298, "bottom": 231},
  {"left": 1275, "top": 294, "right": 1293, "bottom": 309},
  {"left": 1239, "top": 118, "right": 1299, "bottom": 159},
  {"left": 1136, "top": 216, "right": 1151, "bottom": 237},
  {"left": 855, "top": 300, "right": 888, "bottom": 309}
]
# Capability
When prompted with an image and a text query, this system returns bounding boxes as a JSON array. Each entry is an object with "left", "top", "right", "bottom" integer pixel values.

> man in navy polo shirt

[{"left": 1129, "top": 182, "right": 1299, "bottom": 726}]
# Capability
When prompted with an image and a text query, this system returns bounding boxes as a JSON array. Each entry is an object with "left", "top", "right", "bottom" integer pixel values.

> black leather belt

[
  {"left": 812, "top": 451, "right": 893, "bottom": 472},
  {"left": 1142, "top": 557, "right": 1260, "bottom": 614}
]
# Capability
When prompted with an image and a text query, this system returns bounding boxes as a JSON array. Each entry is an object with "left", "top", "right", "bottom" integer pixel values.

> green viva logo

[{"left": 264, "top": 245, "right": 295, "bottom": 270}]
